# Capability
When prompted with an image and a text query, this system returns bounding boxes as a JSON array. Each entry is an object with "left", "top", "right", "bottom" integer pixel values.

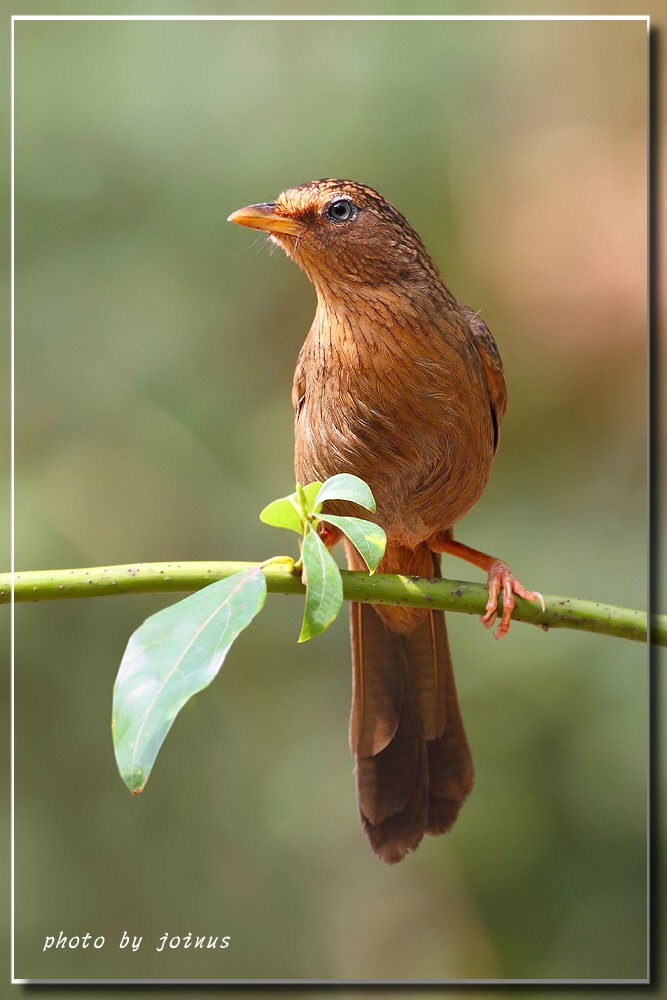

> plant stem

[{"left": 1, "top": 561, "right": 658, "bottom": 646}]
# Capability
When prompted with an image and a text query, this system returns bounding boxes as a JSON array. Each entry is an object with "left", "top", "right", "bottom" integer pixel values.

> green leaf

[
  {"left": 299, "top": 527, "right": 343, "bottom": 642},
  {"left": 317, "top": 513, "right": 387, "bottom": 574},
  {"left": 112, "top": 567, "right": 267, "bottom": 794},
  {"left": 295, "top": 481, "right": 322, "bottom": 514},
  {"left": 259, "top": 496, "right": 303, "bottom": 533},
  {"left": 314, "top": 473, "right": 377, "bottom": 512},
  {"left": 301, "top": 481, "right": 324, "bottom": 513},
  {"left": 260, "top": 482, "right": 323, "bottom": 531}
]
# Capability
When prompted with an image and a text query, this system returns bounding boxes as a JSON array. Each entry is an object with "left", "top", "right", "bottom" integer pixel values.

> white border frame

[{"left": 10, "top": 12, "right": 651, "bottom": 987}]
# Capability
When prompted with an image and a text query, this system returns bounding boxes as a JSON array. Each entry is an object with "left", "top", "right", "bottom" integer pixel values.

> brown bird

[{"left": 229, "top": 179, "right": 541, "bottom": 864}]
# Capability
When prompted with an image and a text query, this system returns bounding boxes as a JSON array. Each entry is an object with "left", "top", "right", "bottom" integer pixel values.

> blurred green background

[{"left": 11, "top": 12, "right": 647, "bottom": 985}]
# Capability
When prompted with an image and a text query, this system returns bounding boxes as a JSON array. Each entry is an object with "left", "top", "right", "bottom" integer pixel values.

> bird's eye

[{"left": 325, "top": 198, "right": 358, "bottom": 223}]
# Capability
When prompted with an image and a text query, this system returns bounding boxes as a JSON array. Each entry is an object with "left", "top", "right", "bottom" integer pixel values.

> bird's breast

[{"left": 293, "top": 306, "right": 495, "bottom": 545}]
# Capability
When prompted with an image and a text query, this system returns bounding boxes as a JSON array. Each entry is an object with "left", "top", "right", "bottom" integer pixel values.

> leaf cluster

[
  {"left": 112, "top": 475, "right": 386, "bottom": 794},
  {"left": 260, "top": 473, "right": 386, "bottom": 640}
]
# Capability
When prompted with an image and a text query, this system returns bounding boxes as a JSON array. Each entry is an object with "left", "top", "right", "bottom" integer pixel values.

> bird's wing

[
  {"left": 458, "top": 302, "right": 507, "bottom": 451},
  {"left": 292, "top": 346, "right": 307, "bottom": 417}
]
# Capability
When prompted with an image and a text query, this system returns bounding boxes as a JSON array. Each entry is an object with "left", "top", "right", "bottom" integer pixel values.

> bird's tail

[{"left": 346, "top": 542, "right": 474, "bottom": 864}]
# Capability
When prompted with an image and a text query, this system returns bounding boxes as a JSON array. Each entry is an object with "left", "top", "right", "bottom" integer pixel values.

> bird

[{"left": 228, "top": 179, "right": 542, "bottom": 864}]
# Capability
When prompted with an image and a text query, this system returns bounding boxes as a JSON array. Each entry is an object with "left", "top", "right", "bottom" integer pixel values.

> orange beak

[{"left": 227, "top": 202, "right": 301, "bottom": 236}]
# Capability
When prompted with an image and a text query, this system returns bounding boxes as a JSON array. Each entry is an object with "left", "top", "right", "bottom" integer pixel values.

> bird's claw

[{"left": 481, "top": 560, "right": 544, "bottom": 640}]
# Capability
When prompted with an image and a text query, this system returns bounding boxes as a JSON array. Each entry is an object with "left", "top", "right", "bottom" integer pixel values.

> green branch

[{"left": 1, "top": 561, "right": 659, "bottom": 646}]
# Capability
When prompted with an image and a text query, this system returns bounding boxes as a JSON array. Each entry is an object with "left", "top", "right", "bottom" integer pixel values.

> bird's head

[{"left": 228, "top": 179, "right": 443, "bottom": 300}]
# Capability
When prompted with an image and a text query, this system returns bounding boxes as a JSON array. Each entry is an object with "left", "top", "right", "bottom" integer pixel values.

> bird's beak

[{"left": 227, "top": 202, "right": 301, "bottom": 236}]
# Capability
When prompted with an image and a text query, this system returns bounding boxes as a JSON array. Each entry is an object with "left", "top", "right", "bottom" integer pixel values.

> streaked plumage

[{"left": 229, "top": 179, "right": 538, "bottom": 863}]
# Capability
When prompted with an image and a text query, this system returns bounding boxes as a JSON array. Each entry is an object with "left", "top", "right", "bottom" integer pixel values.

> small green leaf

[
  {"left": 317, "top": 513, "right": 387, "bottom": 574},
  {"left": 299, "top": 527, "right": 343, "bottom": 642},
  {"left": 112, "top": 567, "right": 267, "bottom": 794},
  {"left": 315, "top": 473, "right": 377, "bottom": 512},
  {"left": 260, "top": 482, "right": 323, "bottom": 531},
  {"left": 259, "top": 496, "right": 303, "bottom": 533},
  {"left": 299, "top": 481, "right": 325, "bottom": 514}
]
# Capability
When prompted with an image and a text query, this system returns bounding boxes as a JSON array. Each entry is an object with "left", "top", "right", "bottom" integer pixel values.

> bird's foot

[{"left": 482, "top": 560, "right": 545, "bottom": 640}]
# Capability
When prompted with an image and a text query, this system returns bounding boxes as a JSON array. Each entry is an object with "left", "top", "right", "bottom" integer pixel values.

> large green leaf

[
  {"left": 298, "top": 527, "right": 343, "bottom": 642},
  {"left": 317, "top": 513, "right": 387, "bottom": 574},
  {"left": 112, "top": 567, "right": 267, "bottom": 794},
  {"left": 314, "top": 473, "right": 376, "bottom": 511}
]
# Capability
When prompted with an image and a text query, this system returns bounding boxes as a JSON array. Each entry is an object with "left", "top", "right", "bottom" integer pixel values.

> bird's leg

[
  {"left": 300, "top": 521, "right": 341, "bottom": 585},
  {"left": 428, "top": 531, "right": 544, "bottom": 639},
  {"left": 316, "top": 522, "right": 341, "bottom": 549}
]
